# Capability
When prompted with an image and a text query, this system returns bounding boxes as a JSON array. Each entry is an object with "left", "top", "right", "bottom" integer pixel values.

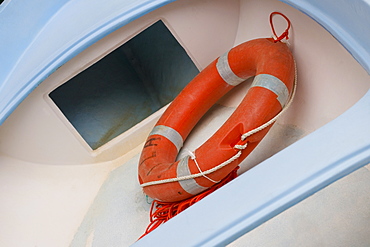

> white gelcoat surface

[{"left": 0, "top": 0, "right": 369, "bottom": 246}]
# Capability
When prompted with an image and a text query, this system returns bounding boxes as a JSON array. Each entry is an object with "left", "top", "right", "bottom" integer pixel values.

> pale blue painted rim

[
  {"left": 0, "top": 0, "right": 369, "bottom": 246},
  {"left": 0, "top": 0, "right": 176, "bottom": 125},
  {"left": 281, "top": 0, "right": 370, "bottom": 74}
]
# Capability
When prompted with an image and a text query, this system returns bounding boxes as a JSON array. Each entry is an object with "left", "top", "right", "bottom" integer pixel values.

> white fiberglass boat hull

[{"left": 0, "top": 0, "right": 369, "bottom": 246}]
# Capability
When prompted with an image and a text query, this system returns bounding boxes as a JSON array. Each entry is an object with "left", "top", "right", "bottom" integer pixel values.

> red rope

[
  {"left": 269, "top": 12, "right": 291, "bottom": 43},
  {"left": 139, "top": 167, "right": 240, "bottom": 239}
]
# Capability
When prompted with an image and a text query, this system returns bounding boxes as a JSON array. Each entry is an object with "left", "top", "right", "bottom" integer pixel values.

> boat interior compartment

[
  {"left": 49, "top": 20, "right": 199, "bottom": 150},
  {"left": 0, "top": 0, "right": 369, "bottom": 246}
]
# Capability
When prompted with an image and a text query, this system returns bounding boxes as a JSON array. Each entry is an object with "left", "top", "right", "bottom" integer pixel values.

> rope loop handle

[{"left": 270, "top": 12, "right": 291, "bottom": 43}]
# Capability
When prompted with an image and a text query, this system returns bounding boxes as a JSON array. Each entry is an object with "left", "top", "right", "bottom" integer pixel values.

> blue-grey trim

[
  {"left": 0, "top": 0, "right": 177, "bottom": 124},
  {"left": 281, "top": 0, "right": 370, "bottom": 75}
]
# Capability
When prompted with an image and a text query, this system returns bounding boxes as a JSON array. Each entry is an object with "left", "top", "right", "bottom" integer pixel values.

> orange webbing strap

[
  {"left": 138, "top": 167, "right": 239, "bottom": 239},
  {"left": 270, "top": 12, "right": 291, "bottom": 43}
]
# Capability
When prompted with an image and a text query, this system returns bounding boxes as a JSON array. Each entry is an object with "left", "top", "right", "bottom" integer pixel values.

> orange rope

[
  {"left": 270, "top": 12, "right": 291, "bottom": 43},
  {"left": 139, "top": 167, "right": 239, "bottom": 239}
]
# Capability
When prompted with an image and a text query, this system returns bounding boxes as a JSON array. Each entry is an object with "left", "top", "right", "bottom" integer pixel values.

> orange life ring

[{"left": 138, "top": 38, "right": 295, "bottom": 202}]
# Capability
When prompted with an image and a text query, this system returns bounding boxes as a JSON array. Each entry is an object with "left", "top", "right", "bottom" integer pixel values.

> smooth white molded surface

[{"left": 0, "top": 0, "right": 369, "bottom": 246}]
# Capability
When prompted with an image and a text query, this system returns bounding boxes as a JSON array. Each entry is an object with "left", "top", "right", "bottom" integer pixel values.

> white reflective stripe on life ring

[
  {"left": 177, "top": 156, "right": 208, "bottom": 195},
  {"left": 149, "top": 125, "right": 183, "bottom": 152},
  {"left": 216, "top": 51, "right": 246, "bottom": 86},
  {"left": 251, "top": 74, "right": 289, "bottom": 107}
]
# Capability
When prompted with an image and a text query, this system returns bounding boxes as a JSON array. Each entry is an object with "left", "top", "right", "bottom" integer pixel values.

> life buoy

[{"left": 138, "top": 37, "right": 295, "bottom": 202}]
